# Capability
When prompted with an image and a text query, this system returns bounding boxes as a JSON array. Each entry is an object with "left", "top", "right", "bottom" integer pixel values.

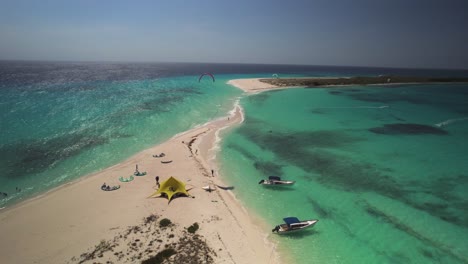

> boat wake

[{"left": 435, "top": 117, "right": 468, "bottom": 127}]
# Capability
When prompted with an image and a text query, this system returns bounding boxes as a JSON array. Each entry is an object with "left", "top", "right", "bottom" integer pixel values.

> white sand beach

[
  {"left": 0, "top": 79, "right": 288, "bottom": 264},
  {"left": 227, "top": 79, "right": 281, "bottom": 94}
]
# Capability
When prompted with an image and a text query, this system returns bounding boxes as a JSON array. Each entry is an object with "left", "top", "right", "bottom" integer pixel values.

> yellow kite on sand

[{"left": 148, "top": 176, "right": 190, "bottom": 202}]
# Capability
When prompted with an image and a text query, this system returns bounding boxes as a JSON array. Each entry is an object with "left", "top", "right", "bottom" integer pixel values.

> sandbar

[
  {"left": 0, "top": 102, "right": 281, "bottom": 263},
  {"left": 229, "top": 76, "right": 468, "bottom": 94}
]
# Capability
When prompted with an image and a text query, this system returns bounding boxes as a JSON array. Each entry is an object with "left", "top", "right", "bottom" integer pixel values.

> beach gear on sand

[
  {"left": 134, "top": 171, "right": 147, "bottom": 176},
  {"left": 202, "top": 185, "right": 216, "bottom": 192},
  {"left": 101, "top": 185, "right": 120, "bottom": 191},
  {"left": 148, "top": 176, "right": 190, "bottom": 202},
  {"left": 119, "top": 175, "right": 134, "bottom": 182},
  {"left": 215, "top": 184, "right": 234, "bottom": 190}
]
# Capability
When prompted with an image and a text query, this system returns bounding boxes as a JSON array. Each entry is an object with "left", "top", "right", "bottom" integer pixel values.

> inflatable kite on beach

[
  {"left": 148, "top": 176, "right": 191, "bottom": 203},
  {"left": 119, "top": 175, "right": 134, "bottom": 182},
  {"left": 198, "top": 73, "right": 215, "bottom": 82}
]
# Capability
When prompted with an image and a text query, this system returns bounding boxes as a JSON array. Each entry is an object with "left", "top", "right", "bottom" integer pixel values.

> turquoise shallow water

[
  {"left": 1, "top": 62, "right": 468, "bottom": 263},
  {"left": 219, "top": 85, "right": 468, "bottom": 263},
  {"left": 0, "top": 73, "right": 241, "bottom": 207},
  {"left": 3, "top": 62, "right": 410, "bottom": 207}
]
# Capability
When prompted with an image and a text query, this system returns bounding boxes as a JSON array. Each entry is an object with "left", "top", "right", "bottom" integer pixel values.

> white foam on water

[
  {"left": 210, "top": 99, "right": 243, "bottom": 161},
  {"left": 435, "top": 117, "right": 468, "bottom": 127}
]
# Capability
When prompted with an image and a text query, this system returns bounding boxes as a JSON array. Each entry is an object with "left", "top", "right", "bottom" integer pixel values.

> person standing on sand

[
  {"left": 155, "top": 176, "right": 160, "bottom": 188},
  {"left": 211, "top": 169, "right": 214, "bottom": 177}
]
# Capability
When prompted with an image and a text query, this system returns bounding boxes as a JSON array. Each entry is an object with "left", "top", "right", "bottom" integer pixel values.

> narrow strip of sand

[
  {"left": 227, "top": 79, "right": 280, "bottom": 93},
  {"left": 0, "top": 102, "right": 281, "bottom": 263},
  {"left": 230, "top": 76, "right": 468, "bottom": 93}
]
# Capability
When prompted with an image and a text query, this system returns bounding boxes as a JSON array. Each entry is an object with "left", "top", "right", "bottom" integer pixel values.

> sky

[{"left": 0, "top": 0, "right": 467, "bottom": 69}]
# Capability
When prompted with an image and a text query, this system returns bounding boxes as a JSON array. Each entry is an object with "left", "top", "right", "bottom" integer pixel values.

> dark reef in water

[
  {"left": 226, "top": 143, "right": 257, "bottom": 161},
  {"left": 307, "top": 196, "right": 332, "bottom": 218},
  {"left": 330, "top": 84, "right": 468, "bottom": 116},
  {"left": 138, "top": 87, "right": 201, "bottom": 112},
  {"left": 253, "top": 161, "right": 283, "bottom": 176},
  {"left": 369, "top": 123, "right": 448, "bottom": 135},
  {"left": 236, "top": 117, "right": 405, "bottom": 199},
  {"left": 232, "top": 115, "right": 468, "bottom": 229},
  {"left": 349, "top": 91, "right": 428, "bottom": 104},
  {"left": 408, "top": 174, "right": 468, "bottom": 227},
  {"left": 0, "top": 131, "right": 110, "bottom": 179},
  {"left": 138, "top": 95, "right": 183, "bottom": 111},
  {"left": 364, "top": 203, "right": 466, "bottom": 263}
]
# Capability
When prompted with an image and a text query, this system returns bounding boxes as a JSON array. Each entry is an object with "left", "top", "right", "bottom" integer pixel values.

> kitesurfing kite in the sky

[{"left": 198, "top": 73, "right": 215, "bottom": 82}]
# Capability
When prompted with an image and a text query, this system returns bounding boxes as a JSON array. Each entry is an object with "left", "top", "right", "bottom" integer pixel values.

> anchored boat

[
  {"left": 272, "top": 217, "right": 318, "bottom": 234},
  {"left": 259, "top": 176, "right": 295, "bottom": 186}
]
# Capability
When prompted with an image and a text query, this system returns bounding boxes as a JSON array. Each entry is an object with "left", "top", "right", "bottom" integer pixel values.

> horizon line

[{"left": 0, "top": 59, "right": 467, "bottom": 71}]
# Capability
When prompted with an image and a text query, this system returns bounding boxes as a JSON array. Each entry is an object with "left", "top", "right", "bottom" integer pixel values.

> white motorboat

[
  {"left": 272, "top": 217, "right": 318, "bottom": 234},
  {"left": 258, "top": 176, "right": 295, "bottom": 186}
]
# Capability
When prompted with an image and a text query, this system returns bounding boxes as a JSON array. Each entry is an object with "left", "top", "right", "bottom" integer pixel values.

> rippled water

[
  {"left": 1, "top": 61, "right": 467, "bottom": 264},
  {"left": 219, "top": 85, "right": 468, "bottom": 264}
]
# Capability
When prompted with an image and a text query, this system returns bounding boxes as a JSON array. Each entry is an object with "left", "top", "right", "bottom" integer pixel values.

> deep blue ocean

[{"left": 1, "top": 61, "right": 467, "bottom": 263}]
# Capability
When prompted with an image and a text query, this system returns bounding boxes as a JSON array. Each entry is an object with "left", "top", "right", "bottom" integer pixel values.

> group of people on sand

[{"left": 152, "top": 152, "right": 165, "bottom": 158}]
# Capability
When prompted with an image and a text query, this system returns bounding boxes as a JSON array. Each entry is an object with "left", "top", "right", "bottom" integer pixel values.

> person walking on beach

[
  {"left": 155, "top": 176, "right": 160, "bottom": 188},
  {"left": 211, "top": 169, "right": 214, "bottom": 177},
  {"left": 135, "top": 164, "right": 139, "bottom": 175}
]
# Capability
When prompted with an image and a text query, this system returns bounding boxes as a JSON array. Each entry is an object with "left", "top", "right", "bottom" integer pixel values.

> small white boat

[
  {"left": 272, "top": 217, "right": 318, "bottom": 234},
  {"left": 259, "top": 176, "right": 295, "bottom": 186}
]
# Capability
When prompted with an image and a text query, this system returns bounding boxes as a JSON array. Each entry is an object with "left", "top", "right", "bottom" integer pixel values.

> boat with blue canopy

[
  {"left": 259, "top": 176, "right": 295, "bottom": 186},
  {"left": 272, "top": 217, "right": 318, "bottom": 234}
]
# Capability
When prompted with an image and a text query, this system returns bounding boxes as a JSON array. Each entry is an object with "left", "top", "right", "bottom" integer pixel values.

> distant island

[{"left": 259, "top": 76, "right": 468, "bottom": 87}]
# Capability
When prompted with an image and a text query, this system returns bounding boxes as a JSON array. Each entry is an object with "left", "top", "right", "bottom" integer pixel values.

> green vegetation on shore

[
  {"left": 260, "top": 76, "right": 468, "bottom": 87},
  {"left": 72, "top": 215, "right": 215, "bottom": 264}
]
